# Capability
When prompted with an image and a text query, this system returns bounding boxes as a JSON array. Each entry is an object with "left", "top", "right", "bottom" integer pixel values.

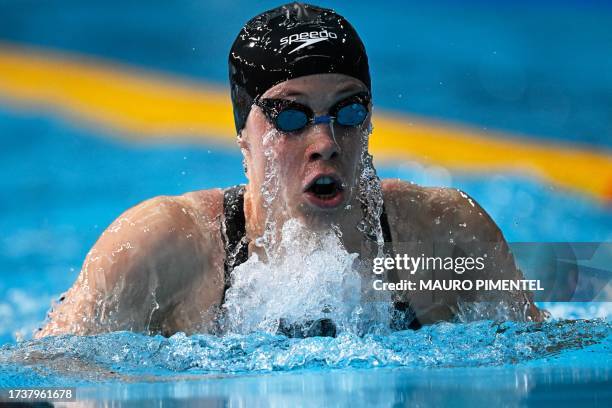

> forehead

[{"left": 261, "top": 73, "right": 368, "bottom": 101}]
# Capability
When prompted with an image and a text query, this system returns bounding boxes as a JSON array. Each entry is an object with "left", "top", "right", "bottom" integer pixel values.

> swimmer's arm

[
  {"left": 35, "top": 193, "right": 224, "bottom": 338},
  {"left": 382, "top": 180, "right": 545, "bottom": 324},
  {"left": 434, "top": 188, "right": 546, "bottom": 322}
]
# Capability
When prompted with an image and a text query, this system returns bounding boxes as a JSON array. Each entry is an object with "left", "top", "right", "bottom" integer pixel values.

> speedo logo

[{"left": 280, "top": 30, "right": 338, "bottom": 54}]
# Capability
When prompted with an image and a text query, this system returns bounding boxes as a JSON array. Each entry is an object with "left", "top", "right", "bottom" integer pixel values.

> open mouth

[
  {"left": 307, "top": 176, "right": 341, "bottom": 198},
  {"left": 304, "top": 175, "right": 344, "bottom": 208}
]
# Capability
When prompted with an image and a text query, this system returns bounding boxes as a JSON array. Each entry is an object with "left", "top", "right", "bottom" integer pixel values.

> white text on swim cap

[{"left": 281, "top": 31, "right": 338, "bottom": 54}]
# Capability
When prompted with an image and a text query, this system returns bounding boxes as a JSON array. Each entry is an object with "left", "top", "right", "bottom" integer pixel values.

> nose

[{"left": 305, "top": 123, "right": 339, "bottom": 162}]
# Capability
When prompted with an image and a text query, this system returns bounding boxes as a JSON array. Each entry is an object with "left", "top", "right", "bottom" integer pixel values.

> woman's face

[{"left": 240, "top": 73, "right": 371, "bottom": 226}]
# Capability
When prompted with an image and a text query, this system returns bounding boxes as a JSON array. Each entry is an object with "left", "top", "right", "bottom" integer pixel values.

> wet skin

[{"left": 36, "top": 74, "right": 545, "bottom": 338}]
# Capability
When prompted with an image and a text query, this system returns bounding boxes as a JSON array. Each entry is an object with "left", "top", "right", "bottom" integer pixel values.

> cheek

[
  {"left": 275, "top": 141, "right": 305, "bottom": 173},
  {"left": 249, "top": 136, "right": 304, "bottom": 183}
]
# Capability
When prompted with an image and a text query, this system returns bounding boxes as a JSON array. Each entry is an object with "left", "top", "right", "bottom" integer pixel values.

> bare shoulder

[
  {"left": 381, "top": 178, "right": 503, "bottom": 243},
  {"left": 36, "top": 188, "right": 226, "bottom": 337},
  {"left": 180, "top": 188, "right": 225, "bottom": 225},
  {"left": 135, "top": 188, "right": 224, "bottom": 228},
  {"left": 92, "top": 188, "right": 225, "bottom": 259},
  {"left": 94, "top": 187, "right": 227, "bottom": 293}
]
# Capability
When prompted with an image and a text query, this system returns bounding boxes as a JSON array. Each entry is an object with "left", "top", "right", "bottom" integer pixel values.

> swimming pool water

[{"left": 0, "top": 319, "right": 610, "bottom": 405}]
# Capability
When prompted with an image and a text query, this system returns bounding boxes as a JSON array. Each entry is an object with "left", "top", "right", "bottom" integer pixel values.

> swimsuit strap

[
  {"left": 379, "top": 202, "right": 422, "bottom": 330},
  {"left": 221, "top": 184, "right": 249, "bottom": 301}
]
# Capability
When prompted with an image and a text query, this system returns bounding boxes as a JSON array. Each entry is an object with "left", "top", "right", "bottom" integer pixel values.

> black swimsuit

[{"left": 220, "top": 185, "right": 421, "bottom": 336}]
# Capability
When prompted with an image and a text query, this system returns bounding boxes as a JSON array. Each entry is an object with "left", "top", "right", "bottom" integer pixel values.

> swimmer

[{"left": 36, "top": 2, "right": 545, "bottom": 338}]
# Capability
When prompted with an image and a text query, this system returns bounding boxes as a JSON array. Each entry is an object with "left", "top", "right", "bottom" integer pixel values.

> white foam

[{"left": 222, "top": 219, "right": 390, "bottom": 335}]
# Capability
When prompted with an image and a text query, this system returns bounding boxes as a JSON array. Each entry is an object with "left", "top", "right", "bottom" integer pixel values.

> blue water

[
  {"left": 1, "top": 0, "right": 611, "bottom": 405},
  {"left": 1, "top": 320, "right": 610, "bottom": 405}
]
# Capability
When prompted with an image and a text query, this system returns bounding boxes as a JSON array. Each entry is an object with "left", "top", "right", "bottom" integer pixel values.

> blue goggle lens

[
  {"left": 275, "top": 109, "right": 309, "bottom": 132},
  {"left": 336, "top": 103, "right": 367, "bottom": 126}
]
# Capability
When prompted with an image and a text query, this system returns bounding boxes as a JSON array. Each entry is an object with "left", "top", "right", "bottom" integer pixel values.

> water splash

[
  {"left": 328, "top": 117, "right": 341, "bottom": 154},
  {"left": 256, "top": 128, "right": 282, "bottom": 260},
  {"left": 221, "top": 219, "right": 390, "bottom": 336},
  {"left": 1, "top": 319, "right": 608, "bottom": 385},
  {"left": 224, "top": 122, "right": 393, "bottom": 336},
  {"left": 355, "top": 123, "right": 385, "bottom": 254}
]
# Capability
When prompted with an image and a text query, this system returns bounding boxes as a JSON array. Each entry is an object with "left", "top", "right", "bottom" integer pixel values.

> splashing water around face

[
  {"left": 254, "top": 129, "right": 282, "bottom": 259},
  {"left": 222, "top": 123, "right": 393, "bottom": 336},
  {"left": 355, "top": 123, "right": 386, "bottom": 255}
]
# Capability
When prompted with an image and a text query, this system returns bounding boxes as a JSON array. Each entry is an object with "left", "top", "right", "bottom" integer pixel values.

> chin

[
  {"left": 290, "top": 196, "right": 345, "bottom": 229},
  {"left": 303, "top": 190, "right": 345, "bottom": 210}
]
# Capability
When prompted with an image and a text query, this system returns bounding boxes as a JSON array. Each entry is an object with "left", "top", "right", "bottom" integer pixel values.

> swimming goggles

[{"left": 254, "top": 91, "right": 370, "bottom": 133}]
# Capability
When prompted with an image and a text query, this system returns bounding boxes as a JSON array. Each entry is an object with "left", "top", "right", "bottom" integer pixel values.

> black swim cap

[{"left": 228, "top": 2, "right": 371, "bottom": 134}]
